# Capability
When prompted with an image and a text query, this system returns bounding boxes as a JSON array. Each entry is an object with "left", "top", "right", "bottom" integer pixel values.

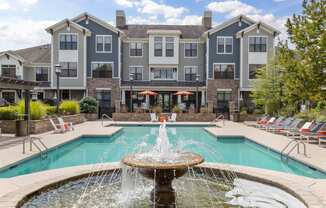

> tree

[
  {"left": 251, "top": 54, "right": 284, "bottom": 115},
  {"left": 282, "top": 0, "right": 326, "bottom": 104}
]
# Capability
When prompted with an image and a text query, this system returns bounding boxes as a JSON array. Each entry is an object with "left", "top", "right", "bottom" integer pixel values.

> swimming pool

[{"left": 0, "top": 126, "right": 325, "bottom": 178}]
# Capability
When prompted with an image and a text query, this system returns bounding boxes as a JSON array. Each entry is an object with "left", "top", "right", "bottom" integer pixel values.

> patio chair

[
  {"left": 58, "top": 117, "right": 74, "bottom": 131},
  {"left": 150, "top": 113, "right": 158, "bottom": 122},
  {"left": 300, "top": 122, "right": 325, "bottom": 143},
  {"left": 285, "top": 121, "right": 314, "bottom": 138},
  {"left": 278, "top": 118, "right": 304, "bottom": 134},
  {"left": 264, "top": 116, "right": 285, "bottom": 131},
  {"left": 244, "top": 115, "right": 269, "bottom": 127},
  {"left": 168, "top": 113, "right": 177, "bottom": 122},
  {"left": 49, "top": 118, "right": 66, "bottom": 133},
  {"left": 267, "top": 117, "right": 294, "bottom": 132},
  {"left": 256, "top": 117, "right": 276, "bottom": 129}
]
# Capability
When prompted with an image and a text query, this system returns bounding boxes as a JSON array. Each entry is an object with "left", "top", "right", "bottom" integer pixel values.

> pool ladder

[
  {"left": 212, "top": 114, "right": 225, "bottom": 126},
  {"left": 101, "top": 114, "right": 114, "bottom": 127},
  {"left": 281, "top": 139, "right": 307, "bottom": 162},
  {"left": 23, "top": 136, "right": 48, "bottom": 159}
]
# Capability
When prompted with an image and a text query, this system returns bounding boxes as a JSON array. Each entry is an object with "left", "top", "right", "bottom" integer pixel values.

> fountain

[{"left": 121, "top": 121, "right": 204, "bottom": 207}]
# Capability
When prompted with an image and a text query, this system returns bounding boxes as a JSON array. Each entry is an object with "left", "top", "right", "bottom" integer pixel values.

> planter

[
  {"left": 83, "top": 113, "right": 98, "bottom": 121},
  {"left": 15, "top": 120, "right": 28, "bottom": 137},
  {"left": 113, "top": 113, "right": 150, "bottom": 121}
]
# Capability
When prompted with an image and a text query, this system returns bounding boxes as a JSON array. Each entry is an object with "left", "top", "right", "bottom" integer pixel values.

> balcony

[
  {"left": 121, "top": 80, "right": 206, "bottom": 87},
  {"left": 37, "top": 81, "right": 51, "bottom": 88},
  {"left": 214, "top": 72, "right": 234, "bottom": 79}
]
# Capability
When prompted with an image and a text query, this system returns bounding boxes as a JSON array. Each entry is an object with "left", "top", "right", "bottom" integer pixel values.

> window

[
  {"left": 216, "top": 91, "right": 232, "bottom": 112},
  {"left": 60, "top": 62, "right": 77, "bottom": 78},
  {"left": 185, "top": 43, "right": 197, "bottom": 57},
  {"left": 249, "top": 64, "right": 265, "bottom": 79},
  {"left": 35, "top": 67, "right": 48, "bottom": 81},
  {"left": 1, "top": 65, "right": 16, "bottom": 78},
  {"left": 2, "top": 91, "right": 15, "bottom": 103},
  {"left": 60, "top": 34, "right": 77, "bottom": 50},
  {"left": 184, "top": 66, "right": 198, "bottom": 81},
  {"left": 152, "top": 68, "right": 176, "bottom": 80},
  {"left": 214, "top": 64, "right": 235, "bottom": 79},
  {"left": 92, "top": 63, "right": 113, "bottom": 78},
  {"left": 154, "top": 37, "right": 163, "bottom": 57},
  {"left": 129, "top": 66, "right": 143, "bottom": 80},
  {"left": 217, "top": 37, "right": 233, "bottom": 54},
  {"left": 96, "top": 35, "right": 112, "bottom": 53},
  {"left": 249, "top": 37, "right": 267, "bottom": 52},
  {"left": 165, "top": 37, "right": 174, "bottom": 57},
  {"left": 130, "top": 42, "right": 143, "bottom": 57}
]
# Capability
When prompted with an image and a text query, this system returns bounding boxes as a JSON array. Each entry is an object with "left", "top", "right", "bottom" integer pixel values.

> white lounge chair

[
  {"left": 49, "top": 118, "right": 66, "bottom": 133},
  {"left": 168, "top": 113, "right": 177, "bottom": 122},
  {"left": 150, "top": 113, "right": 158, "bottom": 122},
  {"left": 58, "top": 117, "right": 74, "bottom": 131}
]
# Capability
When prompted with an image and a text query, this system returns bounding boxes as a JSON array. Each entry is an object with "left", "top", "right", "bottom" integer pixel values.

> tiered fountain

[{"left": 122, "top": 121, "right": 204, "bottom": 207}]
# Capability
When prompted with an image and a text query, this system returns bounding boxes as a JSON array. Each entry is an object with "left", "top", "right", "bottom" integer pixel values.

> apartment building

[{"left": 0, "top": 10, "right": 279, "bottom": 115}]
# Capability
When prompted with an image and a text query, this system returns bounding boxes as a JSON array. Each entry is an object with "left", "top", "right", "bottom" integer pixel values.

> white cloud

[
  {"left": 114, "top": 0, "right": 135, "bottom": 7},
  {"left": 17, "top": 0, "right": 38, "bottom": 6},
  {"left": 207, "top": 0, "right": 261, "bottom": 17},
  {"left": 0, "top": 0, "right": 38, "bottom": 11},
  {"left": 0, "top": 19, "right": 56, "bottom": 51},
  {"left": 0, "top": 0, "right": 10, "bottom": 10}
]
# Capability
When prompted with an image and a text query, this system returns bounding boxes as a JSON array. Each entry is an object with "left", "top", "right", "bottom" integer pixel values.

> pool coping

[{"left": 0, "top": 162, "right": 324, "bottom": 208}]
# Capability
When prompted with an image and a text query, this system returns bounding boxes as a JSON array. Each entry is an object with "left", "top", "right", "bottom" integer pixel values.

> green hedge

[
  {"left": 45, "top": 106, "right": 57, "bottom": 115},
  {"left": 80, "top": 96, "right": 97, "bottom": 113},
  {"left": 59, "top": 100, "right": 80, "bottom": 115},
  {"left": 17, "top": 100, "right": 46, "bottom": 120},
  {"left": 0, "top": 106, "right": 17, "bottom": 120}
]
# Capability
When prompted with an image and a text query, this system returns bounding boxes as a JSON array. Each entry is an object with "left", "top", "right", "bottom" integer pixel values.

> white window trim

[
  {"left": 248, "top": 63, "right": 266, "bottom": 80},
  {"left": 165, "top": 37, "right": 175, "bottom": 57},
  {"left": 129, "top": 42, "right": 143, "bottom": 58},
  {"left": 184, "top": 66, "right": 198, "bottom": 81},
  {"left": 96, "top": 35, "right": 112, "bottom": 53},
  {"left": 90, "top": 61, "right": 114, "bottom": 79},
  {"left": 58, "top": 33, "right": 78, "bottom": 51},
  {"left": 60, "top": 62, "right": 78, "bottom": 79},
  {"left": 34, "top": 67, "right": 49, "bottom": 82},
  {"left": 184, "top": 42, "right": 198, "bottom": 58},
  {"left": 216, "top": 36, "right": 233, "bottom": 54},
  {"left": 248, "top": 35, "right": 268, "bottom": 53},
  {"left": 154, "top": 36, "right": 163, "bottom": 57},
  {"left": 128, "top": 65, "right": 144, "bottom": 80},
  {"left": 150, "top": 67, "right": 177, "bottom": 81},
  {"left": 213, "top": 63, "right": 236, "bottom": 80},
  {"left": 0, "top": 90, "right": 17, "bottom": 103}
]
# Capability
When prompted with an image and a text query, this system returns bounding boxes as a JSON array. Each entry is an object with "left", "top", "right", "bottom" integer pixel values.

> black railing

[
  {"left": 214, "top": 72, "right": 234, "bottom": 79},
  {"left": 37, "top": 81, "right": 51, "bottom": 87},
  {"left": 121, "top": 80, "right": 206, "bottom": 87},
  {"left": 92, "top": 70, "right": 112, "bottom": 78}
]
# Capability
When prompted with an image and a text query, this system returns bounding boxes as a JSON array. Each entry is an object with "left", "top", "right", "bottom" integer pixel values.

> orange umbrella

[
  {"left": 174, "top": 91, "right": 194, "bottom": 96},
  {"left": 139, "top": 90, "right": 158, "bottom": 96}
]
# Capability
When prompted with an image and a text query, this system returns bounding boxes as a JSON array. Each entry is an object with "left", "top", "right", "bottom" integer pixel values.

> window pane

[
  {"left": 217, "top": 37, "right": 224, "bottom": 53},
  {"left": 225, "top": 38, "right": 232, "bottom": 53},
  {"left": 104, "top": 36, "right": 111, "bottom": 52}
]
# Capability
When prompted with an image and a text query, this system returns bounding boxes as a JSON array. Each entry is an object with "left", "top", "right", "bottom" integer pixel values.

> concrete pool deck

[{"left": 0, "top": 120, "right": 325, "bottom": 207}]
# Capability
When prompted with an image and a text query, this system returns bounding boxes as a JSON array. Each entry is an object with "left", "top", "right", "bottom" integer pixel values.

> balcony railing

[
  {"left": 92, "top": 70, "right": 112, "bottom": 78},
  {"left": 214, "top": 72, "right": 234, "bottom": 79},
  {"left": 121, "top": 80, "right": 206, "bottom": 87}
]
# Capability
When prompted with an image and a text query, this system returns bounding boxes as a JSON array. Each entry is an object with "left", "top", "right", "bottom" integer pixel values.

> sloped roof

[
  {"left": 0, "top": 51, "right": 25, "bottom": 62},
  {"left": 120, "top": 24, "right": 208, "bottom": 39},
  {"left": 12, "top": 44, "right": 51, "bottom": 65}
]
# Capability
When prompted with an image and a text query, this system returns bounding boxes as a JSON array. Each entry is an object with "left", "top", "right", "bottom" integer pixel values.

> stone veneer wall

[
  {"left": 87, "top": 78, "right": 120, "bottom": 107},
  {"left": 207, "top": 79, "right": 240, "bottom": 108},
  {"left": 0, "top": 114, "right": 86, "bottom": 134},
  {"left": 113, "top": 113, "right": 151, "bottom": 121}
]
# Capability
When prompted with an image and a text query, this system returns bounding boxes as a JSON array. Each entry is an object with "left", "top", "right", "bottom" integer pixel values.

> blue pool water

[{"left": 0, "top": 126, "right": 325, "bottom": 178}]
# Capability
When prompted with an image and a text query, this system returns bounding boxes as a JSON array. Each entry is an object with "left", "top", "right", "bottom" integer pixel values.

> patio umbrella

[
  {"left": 174, "top": 91, "right": 194, "bottom": 96},
  {"left": 139, "top": 90, "right": 158, "bottom": 96}
]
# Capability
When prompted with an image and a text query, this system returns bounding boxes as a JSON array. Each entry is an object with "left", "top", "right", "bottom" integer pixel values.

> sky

[{"left": 0, "top": 0, "right": 303, "bottom": 51}]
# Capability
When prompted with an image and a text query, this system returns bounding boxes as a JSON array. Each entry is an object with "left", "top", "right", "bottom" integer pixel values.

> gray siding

[
  {"left": 77, "top": 19, "right": 119, "bottom": 78},
  {"left": 241, "top": 29, "right": 275, "bottom": 89},
  {"left": 52, "top": 26, "right": 86, "bottom": 88},
  {"left": 122, "top": 42, "right": 149, "bottom": 81},
  {"left": 208, "top": 21, "right": 250, "bottom": 79},
  {"left": 178, "top": 42, "right": 205, "bottom": 81}
]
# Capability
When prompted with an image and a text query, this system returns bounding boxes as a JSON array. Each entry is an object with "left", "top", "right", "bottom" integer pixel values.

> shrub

[
  {"left": 45, "top": 106, "right": 57, "bottom": 115},
  {"left": 17, "top": 100, "right": 46, "bottom": 120},
  {"left": 59, "top": 100, "right": 80, "bottom": 115},
  {"left": 172, "top": 106, "right": 181, "bottom": 113},
  {"left": 200, "top": 107, "right": 209, "bottom": 113},
  {"left": 80, "top": 96, "right": 98, "bottom": 113},
  {"left": 317, "top": 115, "right": 326, "bottom": 122},
  {"left": 152, "top": 106, "right": 162, "bottom": 114},
  {"left": 0, "top": 106, "right": 17, "bottom": 120}
]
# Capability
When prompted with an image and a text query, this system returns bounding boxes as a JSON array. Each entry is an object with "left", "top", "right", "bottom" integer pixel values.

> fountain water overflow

[{"left": 122, "top": 121, "right": 204, "bottom": 207}]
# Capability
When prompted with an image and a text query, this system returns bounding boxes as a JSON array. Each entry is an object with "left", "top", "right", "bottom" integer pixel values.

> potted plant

[{"left": 80, "top": 97, "right": 98, "bottom": 120}]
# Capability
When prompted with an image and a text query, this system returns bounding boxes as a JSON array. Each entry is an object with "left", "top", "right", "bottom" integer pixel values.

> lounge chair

[
  {"left": 267, "top": 117, "right": 294, "bottom": 132},
  {"left": 49, "top": 118, "right": 66, "bottom": 133},
  {"left": 278, "top": 119, "right": 304, "bottom": 134},
  {"left": 244, "top": 115, "right": 269, "bottom": 127},
  {"left": 256, "top": 117, "right": 276, "bottom": 129},
  {"left": 58, "top": 117, "right": 74, "bottom": 131},
  {"left": 285, "top": 121, "right": 314, "bottom": 138},
  {"left": 150, "top": 113, "right": 158, "bottom": 122},
  {"left": 300, "top": 122, "right": 325, "bottom": 143},
  {"left": 168, "top": 113, "right": 177, "bottom": 122},
  {"left": 264, "top": 117, "right": 285, "bottom": 131},
  {"left": 318, "top": 131, "right": 326, "bottom": 145}
]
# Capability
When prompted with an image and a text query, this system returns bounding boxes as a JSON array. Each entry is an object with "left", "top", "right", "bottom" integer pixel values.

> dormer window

[
  {"left": 154, "top": 37, "right": 163, "bottom": 57},
  {"left": 96, "top": 35, "right": 112, "bottom": 53},
  {"left": 60, "top": 34, "right": 77, "bottom": 50},
  {"left": 249, "top": 37, "right": 267, "bottom": 52},
  {"left": 165, "top": 37, "right": 174, "bottom": 57},
  {"left": 1, "top": 65, "right": 16, "bottom": 78}
]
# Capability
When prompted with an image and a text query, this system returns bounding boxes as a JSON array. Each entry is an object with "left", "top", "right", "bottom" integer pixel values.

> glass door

[{"left": 157, "top": 93, "right": 171, "bottom": 112}]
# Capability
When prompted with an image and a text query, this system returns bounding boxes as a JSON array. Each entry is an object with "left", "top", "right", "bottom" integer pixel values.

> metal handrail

[
  {"left": 212, "top": 114, "right": 225, "bottom": 126},
  {"left": 281, "top": 139, "right": 307, "bottom": 161},
  {"left": 101, "top": 114, "right": 114, "bottom": 127},
  {"left": 23, "top": 136, "right": 48, "bottom": 158}
]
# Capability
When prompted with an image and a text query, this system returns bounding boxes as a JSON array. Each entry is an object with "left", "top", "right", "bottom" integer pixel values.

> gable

[{"left": 208, "top": 15, "right": 255, "bottom": 35}]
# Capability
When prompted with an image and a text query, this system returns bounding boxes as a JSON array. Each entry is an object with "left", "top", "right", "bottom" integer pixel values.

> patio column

[
  {"left": 121, "top": 90, "right": 125, "bottom": 105},
  {"left": 146, "top": 95, "right": 149, "bottom": 107},
  {"left": 177, "top": 95, "right": 181, "bottom": 104},
  {"left": 201, "top": 90, "right": 205, "bottom": 106}
]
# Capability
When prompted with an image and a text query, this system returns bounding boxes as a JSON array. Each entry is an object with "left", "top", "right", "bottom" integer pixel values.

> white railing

[
  {"left": 22, "top": 136, "right": 48, "bottom": 158},
  {"left": 281, "top": 139, "right": 307, "bottom": 161},
  {"left": 101, "top": 114, "right": 114, "bottom": 127},
  {"left": 212, "top": 114, "right": 225, "bottom": 126}
]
